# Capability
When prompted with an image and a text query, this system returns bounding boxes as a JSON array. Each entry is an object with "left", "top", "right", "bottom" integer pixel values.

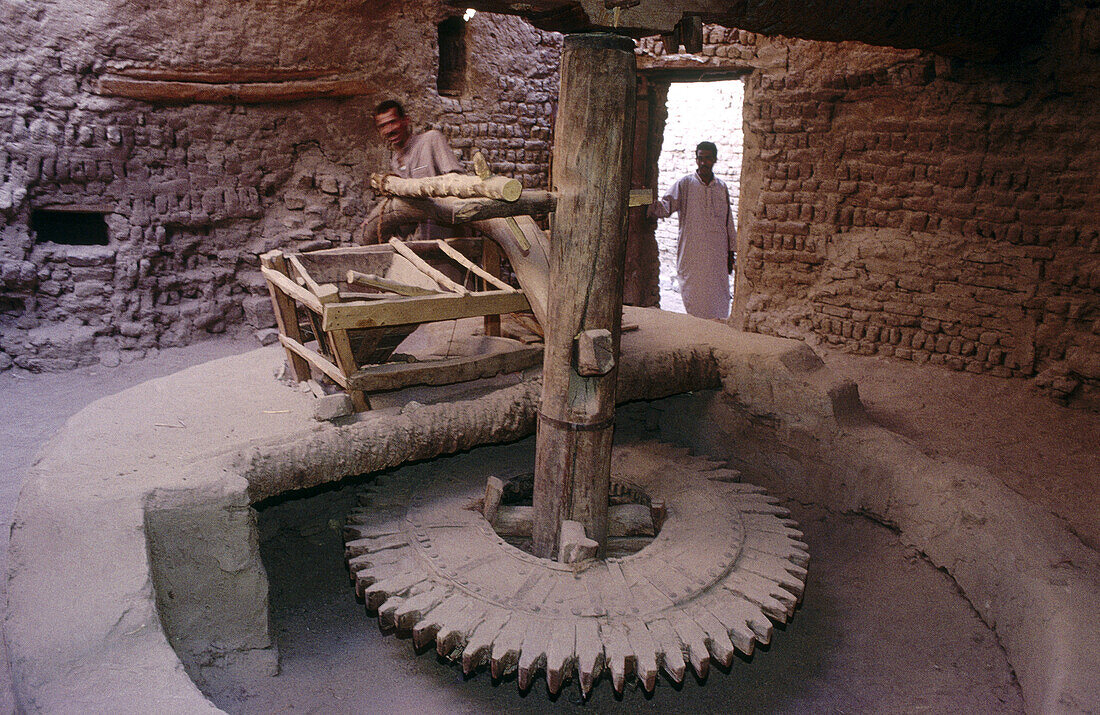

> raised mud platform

[{"left": 6, "top": 307, "right": 1099, "bottom": 712}]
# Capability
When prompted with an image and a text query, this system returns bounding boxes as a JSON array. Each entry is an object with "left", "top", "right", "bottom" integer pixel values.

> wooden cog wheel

[{"left": 343, "top": 442, "right": 809, "bottom": 696}]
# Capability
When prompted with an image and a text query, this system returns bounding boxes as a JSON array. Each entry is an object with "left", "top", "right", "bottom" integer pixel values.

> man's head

[
  {"left": 374, "top": 100, "right": 411, "bottom": 151},
  {"left": 695, "top": 141, "right": 718, "bottom": 181}
]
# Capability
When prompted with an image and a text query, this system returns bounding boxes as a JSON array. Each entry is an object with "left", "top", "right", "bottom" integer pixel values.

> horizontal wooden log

[
  {"left": 96, "top": 75, "right": 370, "bottom": 104},
  {"left": 322, "top": 290, "right": 531, "bottom": 331},
  {"left": 371, "top": 172, "right": 523, "bottom": 202},
  {"left": 113, "top": 68, "right": 340, "bottom": 83},
  {"left": 358, "top": 193, "right": 555, "bottom": 244},
  {"left": 347, "top": 344, "right": 543, "bottom": 392}
]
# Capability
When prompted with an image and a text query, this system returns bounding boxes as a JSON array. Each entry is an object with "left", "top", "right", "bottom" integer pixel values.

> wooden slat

[
  {"left": 260, "top": 265, "right": 325, "bottom": 313},
  {"left": 327, "top": 329, "right": 370, "bottom": 411},
  {"left": 346, "top": 269, "right": 441, "bottom": 297},
  {"left": 277, "top": 334, "right": 347, "bottom": 387},
  {"left": 286, "top": 253, "right": 324, "bottom": 294},
  {"left": 388, "top": 238, "right": 469, "bottom": 295},
  {"left": 348, "top": 344, "right": 543, "bottom": 392},
  {"left": 260, "top": 250, "right": 311, "bottom": 381},
  {"left": 322, "top": 290, "right": 530, "bottom": 331},
  {"left": 436, "top": 239, "right": 515, "bottom": 292}
]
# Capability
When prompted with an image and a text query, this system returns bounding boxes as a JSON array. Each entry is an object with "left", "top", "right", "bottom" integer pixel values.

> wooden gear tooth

[
  {"left": 544, "top": 620, "right": 577, "bottom": 695},
  {"left": 698, "top": 593, "right": 757, "bottom": 655},
  {"left": 489, "top": 615, "right": 529, "bottom": 679},
  {"left": 365, "top": 569, "right": 430, "bottom": 610},
  {"left": 516, "top": 619, "right": 551, "bottom": 691},
  {"left": 461, "top": 609, "right": 511, "bottom": 674},
  {"left": 668, "top": 611, "right": 711, "bottom": 679},
  {"left": 686, "top": 605, "right": 737, "bottom": 667},
  {"left": 624, "top": 620, "right": 660, "bottom": 693},
  {"left": 393, "top": 586, "right": 451, "bottom": 630},
  {"left": 600, "top": 621, "right": 634, "bottom": 693},
  {"left": 646, "top": 618, "right": 687, "bottom": 683},
  {"left": 575, "top": 618, "right": 605, "bottom": 696},
  {"left": 436, "top": 602, "right": 488, "bottom": 660},
  {"left": 413, "top": 595, "right": 471, "bottom": 650}
]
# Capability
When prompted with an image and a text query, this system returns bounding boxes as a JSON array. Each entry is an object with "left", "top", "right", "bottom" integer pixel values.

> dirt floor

[{"left": 1, "top": 327, "right": 1096, "bottom": 712}]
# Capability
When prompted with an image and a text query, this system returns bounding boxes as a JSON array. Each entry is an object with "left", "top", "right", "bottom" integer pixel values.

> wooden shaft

[
  {"left": 387, "top": 238, "right": 469, "bottom": 295},
  {"left": 471, "top": 216, "right": 551, "bottom": 326},
  {"left": 357, "top": 193, "right": 555, "bottom": 243},
  {"left": 531, "top": 33, "right": 637, "bottom": 559},
  {"left": 371, "top": 172, "right": 523, "bottom": 202}
]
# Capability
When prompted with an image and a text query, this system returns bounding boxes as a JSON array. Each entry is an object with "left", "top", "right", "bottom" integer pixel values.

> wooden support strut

[
  {"left": 387, "top": 238, "right": 469, "bottom": 295},
  {"left": 531, "top": 33, "right": 637, "bottom": 559}
]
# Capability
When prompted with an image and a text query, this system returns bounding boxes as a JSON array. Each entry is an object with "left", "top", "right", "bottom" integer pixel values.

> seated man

[{"left": 373, "top": 99, "right": 463, "bottom": 240}]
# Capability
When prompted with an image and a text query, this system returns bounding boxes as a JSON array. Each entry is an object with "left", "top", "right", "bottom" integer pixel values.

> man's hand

[{"left": 728, "top": 250, "right": 736, "bottom": 274}]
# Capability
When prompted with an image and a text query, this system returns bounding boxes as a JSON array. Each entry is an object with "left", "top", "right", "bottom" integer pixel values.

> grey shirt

[{"left": 390, "top": 130, "right": 463, "bottom": 240}]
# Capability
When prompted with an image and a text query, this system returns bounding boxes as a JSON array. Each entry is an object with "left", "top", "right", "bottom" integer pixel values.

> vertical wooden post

[
  {"left": 261, "top": 250, "right": 312, "bottom": 382},
  {"left": 531, "top": 34, "right": 636, "bottom": 559},
  {"left": 482, "top": 238, "right": 502, "bottom": 337}
]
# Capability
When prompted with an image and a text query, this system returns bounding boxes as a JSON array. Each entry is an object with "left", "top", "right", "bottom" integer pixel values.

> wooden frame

[{"left": 262, "top": 239, "right": 536, "bottom": 411}]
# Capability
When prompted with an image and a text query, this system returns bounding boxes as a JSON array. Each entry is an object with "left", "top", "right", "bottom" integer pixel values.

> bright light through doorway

[{"left": 654, "top": 79, "right": 744, "bottom": 315}]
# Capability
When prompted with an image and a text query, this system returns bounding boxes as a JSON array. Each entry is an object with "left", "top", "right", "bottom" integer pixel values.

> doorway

[{"left": 653, "top": 79, "right": 744, "bottom": 314}]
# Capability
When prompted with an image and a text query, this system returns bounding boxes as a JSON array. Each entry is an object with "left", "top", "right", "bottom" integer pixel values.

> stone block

[
  {"left": 254, "top": 328, "right": 280, "bottom": 346},
  {"left": 242, "top": 296, "right": 276, "bottom": 329},
  {"left": 313, "top": 393, "right": 354, "bottom": 422}
]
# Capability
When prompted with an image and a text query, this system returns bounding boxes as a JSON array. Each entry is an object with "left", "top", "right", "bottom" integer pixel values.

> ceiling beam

[{"left": 453, "top": 0, "right": 1055, "bottom": 59}]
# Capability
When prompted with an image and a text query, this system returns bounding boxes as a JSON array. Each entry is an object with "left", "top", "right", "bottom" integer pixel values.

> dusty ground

[{"left": 1, "top": 327, "right": 1096, "bottom": 712}]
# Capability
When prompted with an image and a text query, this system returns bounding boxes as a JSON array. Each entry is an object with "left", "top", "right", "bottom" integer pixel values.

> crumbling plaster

[{"left": 5, "top": 308, "right": 1098, "bottom": 712}]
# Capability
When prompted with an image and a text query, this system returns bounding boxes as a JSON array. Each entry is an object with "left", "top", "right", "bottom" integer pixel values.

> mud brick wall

[
  {"left": 0, "top": 2, "right": 558, "bottom": 371},
  {"left": 735, "top": 13, "right": 1100, "bottom": 398}
]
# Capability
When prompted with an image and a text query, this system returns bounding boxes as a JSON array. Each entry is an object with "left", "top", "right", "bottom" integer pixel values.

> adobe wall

[
  {"left": 733, "top": 7, "right": 1100, "bottom": 402},
  {"left": 0, "top": 1, "right": 558, "bottom": 371},
  {"left": 639, "top": 10, "right": 1099, "bottom": 403}
]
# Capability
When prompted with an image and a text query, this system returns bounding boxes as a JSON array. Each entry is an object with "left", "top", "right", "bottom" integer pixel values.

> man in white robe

[
  {"left": 649, "top": 141, "right": 737, "bottom": 320},
  {"left": 374, "top": 100, "right": 463, "bottom": 240}
]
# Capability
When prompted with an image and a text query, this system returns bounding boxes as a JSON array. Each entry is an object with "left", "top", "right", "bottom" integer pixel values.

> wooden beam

[
  {"left": 347, "top": 344, "right": 543, "bottom": 392},
  {"left": 434, "top": 239, "right": 516, "bottom": 292},
  {"left": 261, "top": 250, "right": 312, "bottom": 381},
  {"left": 322, "top": 290, "right": 531, "bottom": 331},
  {"left": 277, "top": 334, "right": 347, "bottom": 388},
  {"left": 96, "top": 75, "right": 371, "bottom": 104},
  {"left": 472, "top": 216, "right": 550, "bottom": 326},
  {"left": 259, "top": 265, "right": 325, "bottom": 314},
  {"left": 371, "top": 172, "right": 523, "bottom": 202}
]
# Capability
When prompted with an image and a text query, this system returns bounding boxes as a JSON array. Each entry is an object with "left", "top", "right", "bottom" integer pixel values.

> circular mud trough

[{"left": 345, "top": 441, "right": 809, "bottom": 695}]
